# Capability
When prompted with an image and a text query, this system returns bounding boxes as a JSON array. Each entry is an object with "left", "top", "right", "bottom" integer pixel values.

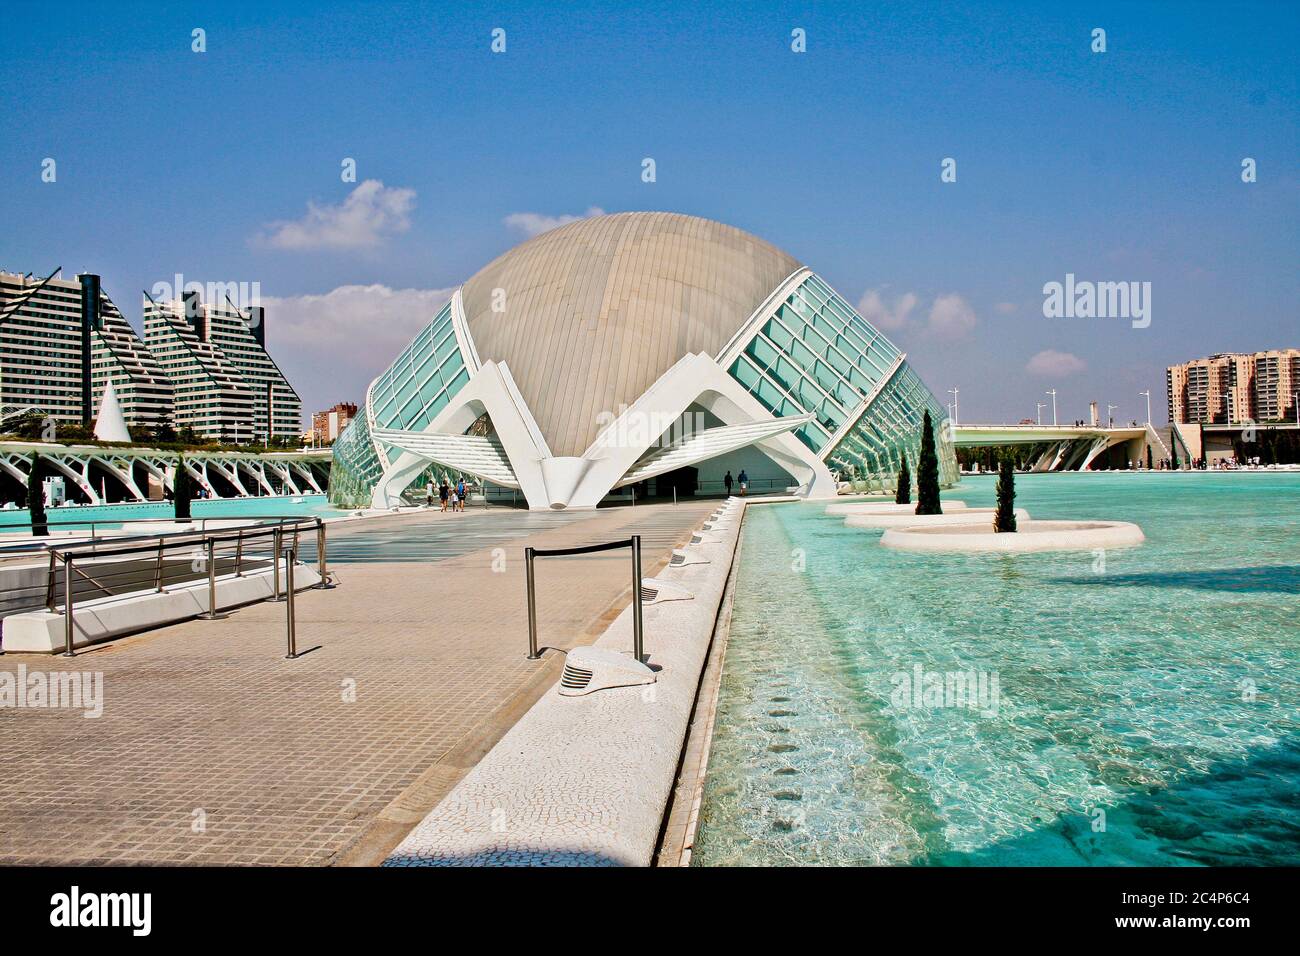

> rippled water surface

[{"left": 692, "top": 472, "right": 1300, "bottom": 865}]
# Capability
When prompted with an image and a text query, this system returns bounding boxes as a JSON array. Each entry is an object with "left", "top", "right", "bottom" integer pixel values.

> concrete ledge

[
  {"left": 384, "top": 504, "right": 744, "bottom": 866},
  {"left": 844, "top": 507, "right": 1027, "bottom": 529},
  {"left": 1, "top": 565, "right": 320, "bottom": 653},
  {"left": 880, "top": 519, "right": 1145, "bottom": 553},
  {"left": 826, "top": 500, "right": 968, "bottom": 516}
]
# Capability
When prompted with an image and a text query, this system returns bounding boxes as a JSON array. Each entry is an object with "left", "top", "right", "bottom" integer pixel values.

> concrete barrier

[{"left": 2, "top": 564, "right": 320, "bottom": 653}]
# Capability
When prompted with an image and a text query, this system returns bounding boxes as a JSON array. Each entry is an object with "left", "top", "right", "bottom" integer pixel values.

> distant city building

[
  {"left": 0, "top": 270, "right": 172, "bottom": 429},
  {"left": 1, "top": 267, "right": 302, "bottom": 443},
  {"left": 1167, "top": 350, "right": 1300, "bottom": 424},
  {"left": 312, "top": 402, "right": 357, "bottom": 444}
]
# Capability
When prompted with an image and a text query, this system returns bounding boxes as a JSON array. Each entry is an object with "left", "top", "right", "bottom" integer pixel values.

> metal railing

[
  {"left": 524, "top": 535, "right": 643, "bottom": 663},
  {"left": 0, "top": 513, "right": 323, "bottom": 549},
  {"left": 11, "top": 517, "right": 330, "bottom": 657}
]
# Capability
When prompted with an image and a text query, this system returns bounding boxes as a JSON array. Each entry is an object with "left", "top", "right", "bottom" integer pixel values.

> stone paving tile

[{"left": 0, "top": 502, "right": 712, "bottom": 866}]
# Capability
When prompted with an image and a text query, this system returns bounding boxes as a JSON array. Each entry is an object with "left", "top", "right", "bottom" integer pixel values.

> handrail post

[
  {"left": 45, "top": 549, "right": 57, "bottom": 611},
  {"left": 62, "top": 554, "right": 75, "bottom": 657},
  {"left": 525, "top": 547, "right": 539, "bottom": 659},
  {"left": 284, "top": 546, "right": 298, "bottom": 658},
  {"left": 631, "top": 535, "right": 644, "bottom": 663},
  {"left": 315, "top": 520, "right": 334, "bottom": 588},
  {"left": 154, "top": 538, "right": 165, "bottom": 592},
  {"left": 199, "top": 536, "right": 222, "bottom": 620},
  {"left": 272, "top": 527, "right": 283, "bottom": 600},
  {"left": 234, "top": 529, "right": 243, "bottom": 577}
]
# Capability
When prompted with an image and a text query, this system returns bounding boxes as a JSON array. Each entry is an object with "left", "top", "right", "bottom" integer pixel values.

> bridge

[
  {"left": 0, "top": 441, "right": 331, "bottom": 506},
  {"left": 952, "top": 423, "right": 1167, "bottom": 471}
]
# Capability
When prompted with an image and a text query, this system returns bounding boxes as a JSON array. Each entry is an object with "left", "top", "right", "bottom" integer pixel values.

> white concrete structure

[
  {"left": 880, "top": 519, "right": 1145, "bottom": 553},
  {"left": 92, "top": 381, "right": 130, "bottom": 442},
  {"left": 0, "top": 440, "right": 326, "bottom": 506},
  {"left": 953, "top": 423, "right": 1157, "bottom": 471},
  {"left": 331, "top": 213, "right": 957, "bottom": 511},
  {"left": 385, "top": 499, "right": 745, "bottom": 866},
  {"left": 3, "top": 562, "right": 320, "bottom": 653},
  {"left": 844, "top": 507, "right": 1029, "bottom": 529}
]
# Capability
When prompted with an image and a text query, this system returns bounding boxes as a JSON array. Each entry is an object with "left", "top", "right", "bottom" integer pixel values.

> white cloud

[
  {"left": 260, "top": 284, "right": 455, "bottom": 415},
  {"left": 856, "top": 288, "right": 918, "bottom": 331},
  {"left": 1026, "top": 349, "right": 1087, "bottom": 377},
  {"left": 504, "top": 206, "right": 606, "bottom": 238},
  {"left": 255, "top": 180, "right": 416, "bottom": 250},
  {"left": 994, "top": 301, "right": 1018, "bottom": 315},
  {"left": 927, "top": 293, "right": 977, "bottom": 339}
]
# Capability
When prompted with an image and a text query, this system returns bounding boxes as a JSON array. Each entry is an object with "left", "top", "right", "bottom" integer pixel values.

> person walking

[
  {"left": 724, "top": 470, "right": 734, "bottom": 497},
  {"left": 738, "top": 469, "right": 748, "bottom": 496},
  {"left": 425, "top": 481, "right": 435, "bottom": 507},
  {"left": 456, "top": 478, "right": 466, "bottom": 512},
  {"left": 439, "top": 479, "right": 449, "bottom": 512}
]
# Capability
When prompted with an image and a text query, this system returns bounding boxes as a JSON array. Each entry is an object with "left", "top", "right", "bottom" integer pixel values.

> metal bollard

[
  {"left": 284, "top": 546, "right": 298, "bottom": 659},
  {"left": 631, "top": 535, "right": 644, "bottom": 662},
  {"left": 62, "top": 554, "right": 76, "bottom": 657},
  {"left": 525, "top": 547, "right": 539, "bottom": 659}
]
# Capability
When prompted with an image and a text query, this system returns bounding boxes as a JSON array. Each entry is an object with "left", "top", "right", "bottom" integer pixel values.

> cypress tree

[
  {"left": 894, "top": 458, "right": 911, "bottom": 505},
  {"left": 27, "top": 453, "right": 48, "bottom": 537},
  {"left": 1146, "top": 445, "right": 1153, "bottom": 470},
  {"left": 174, "top": 455, "right": 193, "bottom": 521},
  {"left": 915, "top": 409, "right": 942, "bottom": 515},
  {"left": 994, "top": 456, "right": 1017, "bottom": 533}
]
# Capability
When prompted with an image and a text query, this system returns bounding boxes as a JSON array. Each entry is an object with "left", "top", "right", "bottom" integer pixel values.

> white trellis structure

[{"left": 0, "top": 442, "right": 328, "bottom": 506}]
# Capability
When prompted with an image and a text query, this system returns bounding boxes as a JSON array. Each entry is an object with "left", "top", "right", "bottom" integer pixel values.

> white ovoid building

[{"left": 330, "top": 212, "right": 957, "bottom": 510}]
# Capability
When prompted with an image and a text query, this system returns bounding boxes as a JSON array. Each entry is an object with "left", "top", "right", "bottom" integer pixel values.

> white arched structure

[{"left": 329, "top": 212, "right": 957, "bottom": 511}]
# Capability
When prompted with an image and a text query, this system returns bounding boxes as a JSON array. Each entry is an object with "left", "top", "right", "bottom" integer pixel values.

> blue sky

[{"left": 2, "top": 0, "right": 1296, "bottom": 425}]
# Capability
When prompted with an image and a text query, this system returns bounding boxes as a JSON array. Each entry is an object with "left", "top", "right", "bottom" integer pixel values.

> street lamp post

[
  {"left": 1107, "top": 404, "right": 1118, "bottom": 428},
  {"left": 1037, "top": 403, "right": 1046, "bottom": 426},
  {"left": 1139, "top": 390, "right": 1152, "bottom": 425},
  {"left": 1046, "top": 389, "right": 1058, "bottom": 427},
  {"left": 948, "top": 387, "right": 959, "bottom": 426}
]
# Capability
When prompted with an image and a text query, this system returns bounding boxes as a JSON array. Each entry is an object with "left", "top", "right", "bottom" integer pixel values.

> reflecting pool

[{"left": 693, "top": 472, "right": 1300, "bottom": 865}]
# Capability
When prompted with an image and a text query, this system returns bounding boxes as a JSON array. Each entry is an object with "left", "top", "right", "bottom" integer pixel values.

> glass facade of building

[
  {"left": 329, "top": 302, "right": 470, "bottom": 507},
  {"left": 726, "top": 272, "right": 956, "bottom": 487}
]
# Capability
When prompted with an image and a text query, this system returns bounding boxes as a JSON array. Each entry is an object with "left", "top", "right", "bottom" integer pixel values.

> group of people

[
  {"left": 722, "top": 469, "right": 749, "bottom": 496},
  {"left": 426, "top": 477, "right": 469, "bottom": 512}
]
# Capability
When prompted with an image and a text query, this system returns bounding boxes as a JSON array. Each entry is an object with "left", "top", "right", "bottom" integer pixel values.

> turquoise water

[
  {"left": 693, "top": 472, "right": 1300, "bottom": 866},
  {"left": 0, "top": 494, "right": 342, "bottom": 530}
]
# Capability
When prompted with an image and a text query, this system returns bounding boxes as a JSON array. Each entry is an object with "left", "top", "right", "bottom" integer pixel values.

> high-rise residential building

[
  {"left": 1167, "top": 350, "right": 1300, "bottom": 424},
  {"left": 312, "top": 402, "right": 357, "bottom": 444},
  {"left": 143, "top": 292, "right": 257, "bottom": 440},
  {"left": 3, "top": 267, "right": 303, "bottom": 443},
  {"left": 202, "top": 300, "right": 302, "bottom": 441},
  {"left": 1, "top": 269, "right": 173, "bottom": 430}
]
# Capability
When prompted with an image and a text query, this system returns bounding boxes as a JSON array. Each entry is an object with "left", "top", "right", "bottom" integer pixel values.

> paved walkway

[{"left": 0, "top": 502, "right": 712, "bottom": 865}]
